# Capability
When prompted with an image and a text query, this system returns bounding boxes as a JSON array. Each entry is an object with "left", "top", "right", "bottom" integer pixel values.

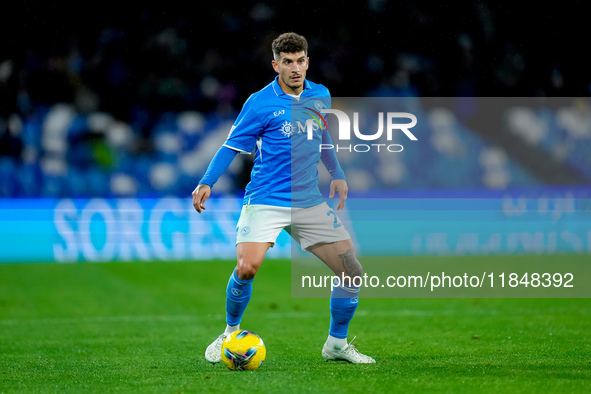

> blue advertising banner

[
  {"left": 0, "top": 197, "right": 291, "bottom": 263},
  {"left": 0, "top": 187, "right": 589, "bottom": 263}
]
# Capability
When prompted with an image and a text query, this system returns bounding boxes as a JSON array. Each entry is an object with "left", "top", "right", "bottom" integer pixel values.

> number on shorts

[{"left": 327, "top": 210, "right": 342, "bottom": 229}]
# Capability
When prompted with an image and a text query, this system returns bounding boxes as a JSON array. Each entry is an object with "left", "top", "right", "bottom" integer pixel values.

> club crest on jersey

[{"left": 280, "top": 121, "right": 294, "bottom": 138}]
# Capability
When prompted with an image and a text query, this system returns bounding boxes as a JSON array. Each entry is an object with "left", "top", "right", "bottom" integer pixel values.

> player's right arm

[
  {"left": 192, "top": 145, "right": 239, "bottom": 213},
  {"left": 192, "top": 93, "right": 263, "bottom": 214},
  {"left": 192, "top": 184, "right": 211, "bottom": 214}
]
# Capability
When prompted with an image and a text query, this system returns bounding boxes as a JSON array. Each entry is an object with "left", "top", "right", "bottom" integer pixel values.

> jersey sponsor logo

[
  {"left": 304, "top": 107, "right": 328, "bottom": 130},
  {"left": 273, "top": 109, "right": 285, "bottom": 117},
  {"left": 295, "top": 107, "right": 328, "bottom": 139},
  {"left": 280, "top": 121, "right": 294, "bottom": 138}
]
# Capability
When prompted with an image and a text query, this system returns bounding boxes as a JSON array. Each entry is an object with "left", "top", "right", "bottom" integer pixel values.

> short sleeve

[{"left": 223, "top": 94, "right": 264, "bottom": 154}]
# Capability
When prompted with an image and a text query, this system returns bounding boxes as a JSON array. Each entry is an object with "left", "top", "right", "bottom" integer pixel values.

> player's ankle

[
  {"left": 326, "top": 335, "right": 347, "bottom": 350},
  {"left": 224, "top": 324, "right": 240, "bottom": 335}
]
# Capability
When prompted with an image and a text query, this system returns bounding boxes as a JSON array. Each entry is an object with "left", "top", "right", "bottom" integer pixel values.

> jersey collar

[{"left": 272, "top": 76, "right": 311, "bottom": 97}]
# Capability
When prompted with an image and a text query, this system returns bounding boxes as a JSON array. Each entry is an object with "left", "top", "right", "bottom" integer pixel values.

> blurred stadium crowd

[{"left": 0, "top": 2, "right": 589, "bottom": 197}]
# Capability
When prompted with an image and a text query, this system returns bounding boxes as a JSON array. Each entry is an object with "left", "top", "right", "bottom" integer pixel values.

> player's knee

[
  {"left": 341, "top": 250, "right": 363, "bottom": 278},
  {"left": 348, "top": 259, "right": 363, "bottom": 281},
  {"left": 354, "top": 257, "right": 363, "bottom": 275},
  {"left": 337, "top": 260, "right": 363, "bottom": 286},
  {"left": 236, "top": 259, "right": 259, "bottom": 280}
]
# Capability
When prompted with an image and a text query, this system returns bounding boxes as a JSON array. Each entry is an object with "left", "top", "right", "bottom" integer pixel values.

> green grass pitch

[{"left": 0, "top": 256, "right": 590, "bottom": 393}]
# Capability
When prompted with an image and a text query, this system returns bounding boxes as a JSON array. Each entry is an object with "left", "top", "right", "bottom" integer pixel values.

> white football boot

[
  {"left": 205, "top": 333, "right": 227, "bottom": 363},
  {"left": 322, "top": 337, "right": 376, "bottom": 364}
]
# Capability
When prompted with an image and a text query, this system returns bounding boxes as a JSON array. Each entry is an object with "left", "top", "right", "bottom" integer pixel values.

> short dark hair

[{"left": 272, "top": 32, "right": 308, "bottom": 60}]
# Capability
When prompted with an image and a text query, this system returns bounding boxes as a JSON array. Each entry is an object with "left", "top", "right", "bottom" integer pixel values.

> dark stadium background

[
  {"left": 1, "top": 2, "right": 590, "bottom": 198},
  {"left": 1, "top": 3, "right": 590, "bottom": 392}
]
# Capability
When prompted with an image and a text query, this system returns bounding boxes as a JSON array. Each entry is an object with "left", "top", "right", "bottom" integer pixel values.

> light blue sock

[
  {"left": 226, "top": 268, "right": 254, "bottom": 326},
  {"left": 329, "top": 281, "right": 360, "bottom": 339}
]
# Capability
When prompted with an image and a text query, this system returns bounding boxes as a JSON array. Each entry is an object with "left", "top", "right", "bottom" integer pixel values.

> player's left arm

[{"left": 320, "top": 130, "right": 348, "bottom": 210}]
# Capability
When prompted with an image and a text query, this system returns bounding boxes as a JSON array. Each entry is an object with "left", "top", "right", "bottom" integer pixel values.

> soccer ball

[{"left": 221, "top": 330, "right": 266, "bottom": 371}]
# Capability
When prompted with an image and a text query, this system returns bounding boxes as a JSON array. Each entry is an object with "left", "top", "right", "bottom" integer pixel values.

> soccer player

[{"left": 193, "top": 32, "right": 375, "bottom": 364}]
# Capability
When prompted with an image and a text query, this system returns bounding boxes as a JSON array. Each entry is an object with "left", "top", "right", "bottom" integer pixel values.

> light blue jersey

[{"left": 223, "top": 76, "right": 344, "bottom": 208}]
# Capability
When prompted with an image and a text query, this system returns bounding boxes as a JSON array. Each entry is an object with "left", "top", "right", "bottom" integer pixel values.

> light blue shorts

[{"left": 235, "top": 202, "right": 351, "bottom": 250}]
